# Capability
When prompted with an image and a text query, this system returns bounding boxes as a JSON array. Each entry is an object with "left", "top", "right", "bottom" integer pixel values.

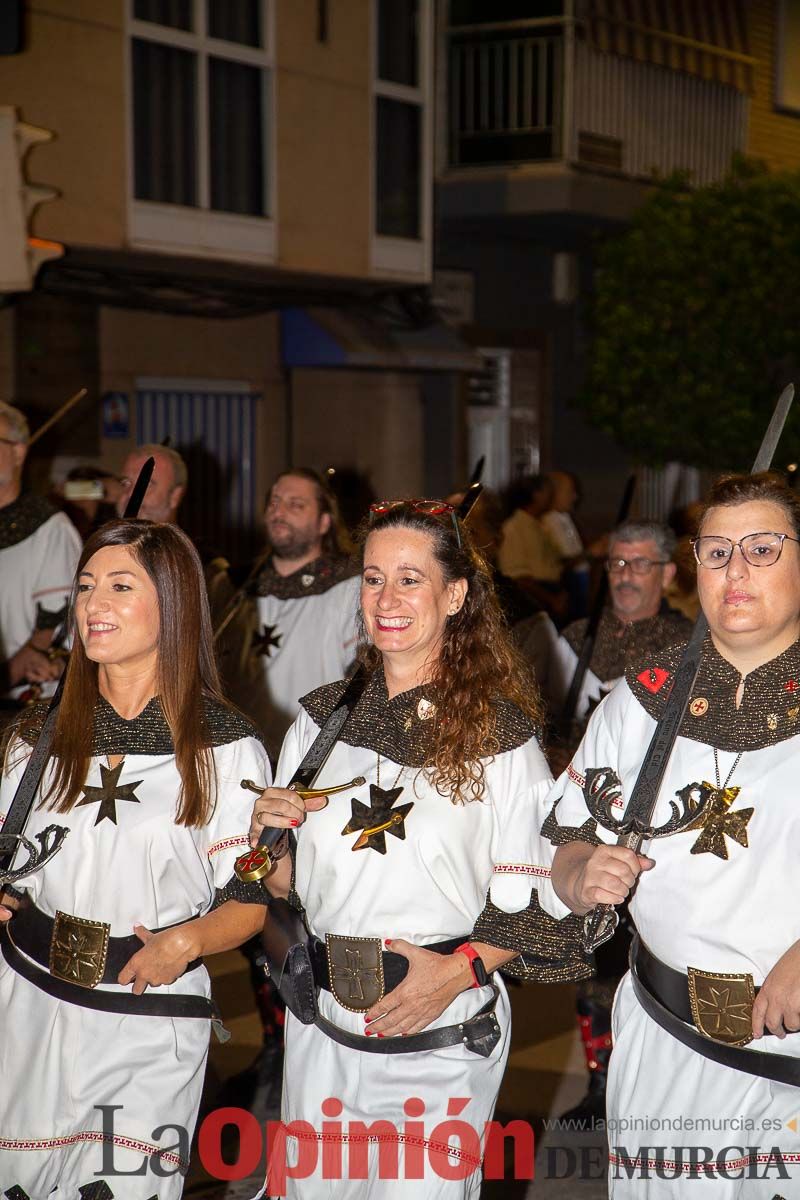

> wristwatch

[{"left": 454, "top": 942, "right": 489, "bottom": 988}]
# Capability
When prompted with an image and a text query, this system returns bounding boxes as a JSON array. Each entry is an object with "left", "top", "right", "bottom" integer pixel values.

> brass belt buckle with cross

[
  {"left": 325, "top": 934, "right": 385, "bottom": 1012},
  {"left": 49, "top": 910, "right": 111, "bottom": 989}
]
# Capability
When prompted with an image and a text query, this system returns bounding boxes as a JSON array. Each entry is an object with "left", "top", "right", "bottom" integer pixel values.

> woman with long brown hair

[
  {"left": 249, "top": 500, "right": 586, "bottom": 1198},
  {"left": 0, "top": 519, "right": 271, "bottom": 1198}
]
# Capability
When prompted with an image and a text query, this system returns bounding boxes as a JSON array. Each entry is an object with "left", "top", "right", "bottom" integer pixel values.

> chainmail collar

[
  {"left": 0, "top": 491, "right": 57, "bottom": 551},
  {"left": 18, "top": 694, "right": 260, "bottom": 755},
  {"left": 563, "top": 601, "right": 692, "bottom": 683},
  {"left": 301, "top": 666, "right": 538, "bottom": 767},
  {"left": 251, "top": 553, "right": 358, "bottom": 600},
  {"left": 627, "top": 634, "right": 800, "bottom": 751}
]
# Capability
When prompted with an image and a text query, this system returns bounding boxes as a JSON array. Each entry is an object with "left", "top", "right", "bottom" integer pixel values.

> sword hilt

[
  {"left": 581, "top": 828, "right": 643, "bottom": 953},
  {"left": 235, "top": 776, "right": 366, "bottom": 883},
  {"left": 581, "top": 904, "right": 618, "bottom": 954},
  {"left": 240, "top": 776, "right": 365, "bottom": 801}
]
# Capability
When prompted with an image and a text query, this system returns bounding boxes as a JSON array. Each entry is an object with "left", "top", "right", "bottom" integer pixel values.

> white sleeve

[
  {"left": 337, "top": 576, "right": 361, "bottom": 671},
  {"left": 200, "top": 735, "right": 273, "bottom": 888},
  {"left": 484, "top": 736, "right": 556, "bottom": 914},
  {"left": 550, "top": 682, "right": 630, "bottom": 838},
  {"left": 31, "top": 513, "right": 82, "bottom": 624}
]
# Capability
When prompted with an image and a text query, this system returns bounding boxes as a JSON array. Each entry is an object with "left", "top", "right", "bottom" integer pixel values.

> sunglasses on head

[{"left": 369, "top": 499, "right": 462, "bottom": 548}]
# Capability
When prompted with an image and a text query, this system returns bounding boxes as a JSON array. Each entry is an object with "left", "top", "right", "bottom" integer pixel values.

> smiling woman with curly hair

[{"left": 248, "top": 498, "right": 587, "bottom": 1200}]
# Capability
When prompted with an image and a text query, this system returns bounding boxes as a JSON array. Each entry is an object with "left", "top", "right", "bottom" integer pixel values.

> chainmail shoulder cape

[
  {"left": 0, "top": 492, "right": 58, "bottom": 551},
  {"left": 300, "top": 667, "right": 539, "bottom": 766},
  {"left": 562, "top": 601, "right": 692, "bottom": 684},
  {"left": 251, "top": 553, "right": 358, "bottom": 600},
  {"left": 16, "top": 694, "right": 262, "bottom": 756},
  {"left": 626, "top": 633, "right": 800, "bottom": 752}
]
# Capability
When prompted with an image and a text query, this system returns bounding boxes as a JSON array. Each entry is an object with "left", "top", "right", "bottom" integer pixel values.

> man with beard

[
  {"left": 549, "top": 519, "right": 690, "bottom": 1125},
  {"left": 0, "top": 402, "right": 81, "bottom": 708},
  {"left": 246, "top": 468, "right": 360, "bottom": 760}
]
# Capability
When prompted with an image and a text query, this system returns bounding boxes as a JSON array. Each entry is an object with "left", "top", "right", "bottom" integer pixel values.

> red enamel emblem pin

[{"left": 637, "top": 667, "right": 670, "bottom": 694}]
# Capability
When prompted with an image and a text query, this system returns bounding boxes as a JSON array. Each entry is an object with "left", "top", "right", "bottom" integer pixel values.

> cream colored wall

[
  {"left": 0, "top": 2, "right": 127, "bottom": 248},
  {"left": 275, "top": 1, "right": 372, "bottom": 277},
  {"left": 98, "top": 307, "right": 286, "bottom": 507},
  {"left": 747, "top": 0, "right": 800, "bottom": 171},
  {"left": 292, "top": 368, "right": 424, "bottom": 497}
]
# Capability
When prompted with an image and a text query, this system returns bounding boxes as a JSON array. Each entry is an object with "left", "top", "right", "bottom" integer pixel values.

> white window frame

[
  {"left": 370, "top": 0, "right": 433, "bottom": 280},
  {"left": 126, "top": 0, "right": 277, "bottom": 264},
  {"left": 775, "top": 0, "right": 800, "bottom": 115}
]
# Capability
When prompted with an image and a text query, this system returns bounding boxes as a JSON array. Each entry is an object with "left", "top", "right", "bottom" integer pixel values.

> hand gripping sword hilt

[{"left": 0, "top": 823, "right": 69, "bottom": 888}]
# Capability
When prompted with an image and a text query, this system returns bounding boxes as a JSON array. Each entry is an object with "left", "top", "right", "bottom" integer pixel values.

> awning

[
  {"left": 578, "top": 1, "right": 754, "bottom": 92},
  {"left": 281, "top": 307, "right": 481, "bottom": 373}
]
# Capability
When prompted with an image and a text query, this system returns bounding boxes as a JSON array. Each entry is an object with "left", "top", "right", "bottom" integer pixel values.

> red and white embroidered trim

[
  {"left": 0, "top": 1130, "right": 187, "bottom": 1169},
  {"left": 207, "top": 834, "right": 249, "bottom": 858},
  {"left": 494, "top": 863, "right": 550, "bottom": 879},
  {"left": 566, "top": 764, "right": 585, "bottom": 788},
  {"left": 282, "top": 1127, "right": 483, "bottom": 1169},
  {"left": 608, "top": 1150, "right": 800, "bottom": 1174}
]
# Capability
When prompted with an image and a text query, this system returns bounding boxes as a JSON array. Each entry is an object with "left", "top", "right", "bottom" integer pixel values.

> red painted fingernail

[
  {"left": 385, "top": 938, "right": 392, "bottom": 946},
  {"left": 290, "top": 819, "right": 299, "bottom": 827},
  {"left": 364, "top": 1016, "right": 372, "bottom": 1024},
  {"left": 364, "top": 1030, "right": 373, "bottom": 1037},
  {"left": 377, "top": 1033, "right": 385, "bottom": 1039}
]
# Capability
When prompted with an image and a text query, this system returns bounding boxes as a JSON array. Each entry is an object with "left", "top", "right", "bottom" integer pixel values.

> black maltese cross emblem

[
  {"left": 77, "top": 761, "right": 143, "bottom": 826},
  {"left": 253, "top": 623, "right": 282, "bottom": 657},
  {"left": 341, "top": 785, "right": 414, "bottom": 854}
]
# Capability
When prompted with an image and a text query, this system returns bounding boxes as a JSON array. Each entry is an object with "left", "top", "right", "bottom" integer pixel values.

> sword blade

[
  {"left": 122, "top": 456, "right": 155, "bottom": 518},
  {"left": 751, "top": 383, "right": 794, "bottom": 472}
]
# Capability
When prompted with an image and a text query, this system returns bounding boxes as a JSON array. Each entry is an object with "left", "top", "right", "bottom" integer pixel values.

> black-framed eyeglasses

[
  {"left": 369, "top": 499, "right": 462, "bottom": 548},
  {"left": 692, "top": 531, "right": 800, "bottom": 569},
  {"left": 605, "top": 557, "right": 668, "bottom": 576}
]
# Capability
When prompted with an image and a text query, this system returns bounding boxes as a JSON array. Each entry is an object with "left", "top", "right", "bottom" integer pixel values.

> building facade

[{"left": 1, "top": 0, "right": 471, "bottom": 555}]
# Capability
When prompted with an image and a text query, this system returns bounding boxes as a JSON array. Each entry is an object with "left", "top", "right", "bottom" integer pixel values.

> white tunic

[
  {"left": 540, "top": 678, "right": 800, "bottom": 1198},
  {"left": 0, "top": 501, "right": 81, "bottom": 700},
  {"left": 250, "top": 570, "right": 360, "bottom": 758},
  {"left": 270, "top": 691, "right": 555, "bottom": 1199},
  {"left": 0, "top": 708, "right": 271, "bottom": 1199},
  {"left": 550, "top": 634, "right": 614, "bottom": 721}
]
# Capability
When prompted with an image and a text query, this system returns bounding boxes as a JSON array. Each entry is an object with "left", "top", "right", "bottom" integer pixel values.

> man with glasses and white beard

[
  {"left": 552, "top": 520, "right": 691, "bottom": 729},
  {"left": 548, "top": 519, "right": 690, "bottom": 1125}
]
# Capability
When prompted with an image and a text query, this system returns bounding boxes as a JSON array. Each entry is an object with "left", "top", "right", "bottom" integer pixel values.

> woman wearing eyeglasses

[
  {"left": 248, "top": 500, "right": 587, "bottom": 1198},
  {"left": 542, "top": 472, "right": 800, "bottom": 1197}
]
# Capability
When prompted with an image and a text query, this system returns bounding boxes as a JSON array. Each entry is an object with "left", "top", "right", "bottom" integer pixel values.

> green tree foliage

[{"left": 581, "top": 159, "right": 800, "bottom": 468}]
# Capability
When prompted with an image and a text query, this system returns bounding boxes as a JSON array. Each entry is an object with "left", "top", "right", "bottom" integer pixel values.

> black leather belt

[
  {"left": 1, "top": 929, "right": 213, "bottom": 1020},
  {"left": 314, "top": 984, "right": 502, "bottom": 1057},
  {"left": 309, "top": 934, "right": 465, "bottom": 995},
  {"left": 11, "top": 903, "right": 202, "bottom": 985},
  {"left": 308, "top": 934, "right": 501, "bottom": 1057},
  {"left": 631, "top": 936, "right": 800, "bottom": 1086}
]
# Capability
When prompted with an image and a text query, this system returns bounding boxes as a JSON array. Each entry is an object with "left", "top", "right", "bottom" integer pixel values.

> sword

[
  {"left": 581, "top": 383, "right": 795, "bottom": 952},
  {"left": 0, "top": 457, "right": 156, "bottom": 888}
]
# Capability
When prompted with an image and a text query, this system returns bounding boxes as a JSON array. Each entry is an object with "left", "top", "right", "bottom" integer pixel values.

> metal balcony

[{"left": 447, "top": 14, "right": 751, "bottom": 186}]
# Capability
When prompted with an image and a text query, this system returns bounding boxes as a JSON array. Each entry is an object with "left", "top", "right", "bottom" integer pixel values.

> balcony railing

[{"left": 447, "top": 18, "right": 749, "bottom": 186}]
